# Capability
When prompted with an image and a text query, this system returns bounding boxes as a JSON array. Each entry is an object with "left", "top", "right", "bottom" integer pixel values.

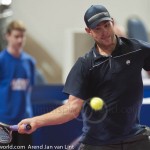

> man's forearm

[
  {"left": 33, "top": 99, "right": 83, "bottom": 128},
  {"left": 18, "top": 96, "right": 84, "bottom": 134}
]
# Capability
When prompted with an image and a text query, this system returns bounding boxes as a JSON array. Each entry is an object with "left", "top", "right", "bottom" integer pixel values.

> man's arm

[
  {"left": 18, "top": 95, "right": 84, "bottom": 134},
  {"left": 147, "top": 71, "right": 150, "bottom": 77}
]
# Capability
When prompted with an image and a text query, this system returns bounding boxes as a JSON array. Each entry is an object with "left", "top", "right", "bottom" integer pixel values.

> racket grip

[
  {"left": 25, "top": 124, "right": 32, "bottom": 130},
  {"left": 10, "top": 125, "right": 18, "bottom": 131},
  {"left": 10, "top": 124, "right": 31, "bottom": 131}
]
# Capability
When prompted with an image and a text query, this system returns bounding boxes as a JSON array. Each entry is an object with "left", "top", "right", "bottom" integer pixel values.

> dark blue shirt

[
  {"left": 0, "top": 50, "right": 35, "bottom": 124},
  {"left": 63, "top": 37, "right": 150, "bottom": 145}
]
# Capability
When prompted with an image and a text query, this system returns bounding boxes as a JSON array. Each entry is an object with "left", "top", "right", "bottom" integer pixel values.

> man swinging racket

[{"left": 18, "top": 5, "right": 150, "bottom": 150}]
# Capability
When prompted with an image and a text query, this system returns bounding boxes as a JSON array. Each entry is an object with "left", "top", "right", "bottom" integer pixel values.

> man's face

[
  {"left": 6, "top": 29, "right": 26, "bottom": 50},
  {"left": 86, "top": 20, "right": 116, "bottom": 48}
]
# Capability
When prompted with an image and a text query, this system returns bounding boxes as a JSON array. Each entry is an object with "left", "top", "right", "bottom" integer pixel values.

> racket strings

[{"left": 0, "top": 127, "right": 11, "bottom": 143}]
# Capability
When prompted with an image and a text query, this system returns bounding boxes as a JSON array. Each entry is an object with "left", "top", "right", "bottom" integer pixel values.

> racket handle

[
  {"left": 10, "top": 124, "right": 31, "bottom": 131},
  {"left": 25, "top": 124, "right": 32, "bottom": 130},
  {"left": 10, "top": 125, "right": 18, "bottom": 131}
]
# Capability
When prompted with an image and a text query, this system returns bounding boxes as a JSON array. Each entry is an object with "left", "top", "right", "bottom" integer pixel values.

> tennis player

[{"left": 18, "top": 5, "right": 150, "bottom": 150}]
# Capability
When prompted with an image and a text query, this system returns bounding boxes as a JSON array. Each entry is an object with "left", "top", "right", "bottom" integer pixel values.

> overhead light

[{"left": 1, "top": 0, "right": 12, "bottom": 5}]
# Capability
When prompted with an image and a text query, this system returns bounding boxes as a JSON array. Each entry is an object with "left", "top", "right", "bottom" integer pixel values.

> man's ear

[
  {"left": 111, "top": 18, "right": 114, "bottom": 26},
  {"left": 85, "top": 27, "right": 92, "bottom": 35}
]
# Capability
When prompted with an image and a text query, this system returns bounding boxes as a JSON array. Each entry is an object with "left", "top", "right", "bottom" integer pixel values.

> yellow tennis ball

[{"left": 90, "top": 97, "right": 104, "bottom": 111}]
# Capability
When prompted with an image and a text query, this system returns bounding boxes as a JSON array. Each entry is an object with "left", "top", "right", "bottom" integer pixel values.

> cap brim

[{"left": 89, "top": 17, "right": 112, "bottom": 29}]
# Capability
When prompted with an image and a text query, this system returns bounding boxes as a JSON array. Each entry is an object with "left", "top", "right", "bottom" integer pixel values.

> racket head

[{"left": 0, "top": 122, "right": 12, "bottom": 144}]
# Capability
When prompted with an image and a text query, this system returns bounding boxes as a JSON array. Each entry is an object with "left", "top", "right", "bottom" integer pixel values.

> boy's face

[{"left": 6, "top": 29, "right": 26, "bottom": 50}]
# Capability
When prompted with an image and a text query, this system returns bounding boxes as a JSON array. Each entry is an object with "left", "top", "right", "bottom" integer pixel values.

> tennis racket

[{"left": 0, "top": 122, "right": 31, "bottom": 144}]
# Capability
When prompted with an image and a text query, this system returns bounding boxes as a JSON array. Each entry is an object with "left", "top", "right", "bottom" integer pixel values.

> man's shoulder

[
  {"left": 22, "top": 51, "right": 36, "bottom": 64},
  {"left": 22, "top": 51, "right": 33, "bottom": 59},
  {"left": 0, "top": 49, "right": 6, "bottom": 56},
  {"left": 77, "top": 48, "right": 94, "bottom": 68},
  {"left": 0, "top": 50, "right": 7, "bottom": 61},
  {"left": 80, "top": 48, "right": 94, "bottom": 62},
  {"left": 119, "top": 37, "right": 150, "bottom": 49},
  {"left": 72, "top": 48, "right": 94, "bottom": 72}
]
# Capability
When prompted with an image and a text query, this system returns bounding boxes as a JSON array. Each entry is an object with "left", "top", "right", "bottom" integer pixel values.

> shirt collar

[{"left": 92, "top": 36, "right": 124, "bottom": 61}]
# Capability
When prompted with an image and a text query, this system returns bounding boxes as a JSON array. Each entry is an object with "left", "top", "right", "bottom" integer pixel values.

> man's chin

[
  {"left": 15, "top": 45, "right": 23, "bottom": 50},
  {"left": 102, "top": 42, "right": 113, "bottom": 47}
]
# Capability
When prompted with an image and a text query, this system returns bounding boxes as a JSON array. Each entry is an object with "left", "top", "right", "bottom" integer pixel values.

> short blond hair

[{"left": 6, "top": 20, "right": 26, "bottom": 34}]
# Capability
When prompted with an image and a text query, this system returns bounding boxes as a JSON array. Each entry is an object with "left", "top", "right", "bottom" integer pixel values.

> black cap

[{"left": 84, "top": 5, "right": 112, "bottom": 29}]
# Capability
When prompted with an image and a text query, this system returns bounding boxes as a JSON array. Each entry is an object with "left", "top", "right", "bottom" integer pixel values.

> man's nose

[{"left": 18, "top": 37, "right": 23, "bottom": 42}]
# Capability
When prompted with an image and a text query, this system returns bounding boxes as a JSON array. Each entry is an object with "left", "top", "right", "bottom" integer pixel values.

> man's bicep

[
  {"left": 68, "top": 95, "right": 84, "bottom": 103},
  {"left": 63, "top": 58, "right": 90, "bottom": 100},
  {"left": 67, "top": 95, "right": 84, "bottom": 117}
]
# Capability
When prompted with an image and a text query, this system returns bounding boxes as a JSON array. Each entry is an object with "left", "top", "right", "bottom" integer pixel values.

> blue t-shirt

[
  {"left": 63, "top": 37, "right": 150, "bottom": 145},
  {"left": 0, "top": 49, "right": 35, "bottom": 124}
]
